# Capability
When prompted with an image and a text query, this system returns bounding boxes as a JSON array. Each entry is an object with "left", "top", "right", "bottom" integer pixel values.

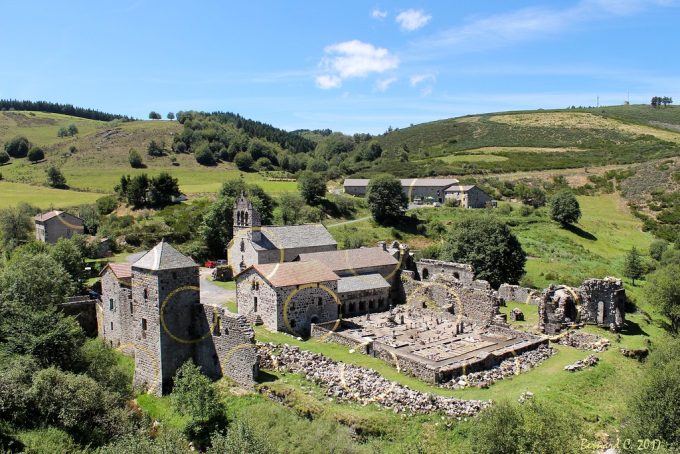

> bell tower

[{"left": 233, "top": 192, "right": 261, "bottom": 242}]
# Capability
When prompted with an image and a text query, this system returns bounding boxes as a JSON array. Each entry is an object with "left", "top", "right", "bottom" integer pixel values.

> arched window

[
  {"left": 237, "top": 211, "right": 242, "bottom": 225},
  {"left": 240, "top": 238, "right": 245, "bottom": 252},
  {"left": 244, "top": 212, "right": 249, "bottom": 225}
]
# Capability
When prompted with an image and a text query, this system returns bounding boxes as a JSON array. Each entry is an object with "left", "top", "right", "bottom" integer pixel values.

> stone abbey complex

[{"left": 95, "top": 194, "right": 627, "bottom": 393}]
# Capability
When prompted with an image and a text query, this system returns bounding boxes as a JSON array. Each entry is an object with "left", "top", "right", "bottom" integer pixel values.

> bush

[
  {"left": 96, "top": 195, "right": 118, "bottom": 215},
  {"left": 147, "top": 140, "right": 163, "bottom": 157},
  {"left": 366, "top": 174, "right": 407, "bottom": 226},
  {"left": 297, "top": 171, "right": 327, "bottom": 205},
  {"left": 549, "top": 190, "right": 581, "bottom": 225},
  {"left": 650, "top": 239, "right": 669, "bottom": 261},
  {"left": 468, "top": 399, "right": 584, "bottom": 454},
  {"left": 0, "top": 150, "right": 10, "bottom": 164},
  {"left": 195, "top": 144, "right": 216, "bottom": 166},
  {"left": 234, "top": 151, "right": 253, "bottom": 170},
  {"left": 4, "top": 136, "right": 30, "bottom": 158},
  {"left": 27, "top": 146, "right": 44, "bottom": 162},
  {"left": 128, "top": 148, "right": 143, "bottom": 168},
  {"left": 46, "top": 165, "right": 67, "bottom": 188}
]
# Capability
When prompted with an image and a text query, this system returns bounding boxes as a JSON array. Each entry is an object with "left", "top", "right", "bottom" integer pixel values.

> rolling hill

[{"left": 1, "top": 104, "right": 680, "bottom": 208}]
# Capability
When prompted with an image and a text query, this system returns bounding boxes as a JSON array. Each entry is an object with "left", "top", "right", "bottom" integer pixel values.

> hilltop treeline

[
  {"left": 0, "top": 99, "right": 133, "bottom": 122},
  {"left": 177, "top": 111, "right": 315, "bottom": 153}
]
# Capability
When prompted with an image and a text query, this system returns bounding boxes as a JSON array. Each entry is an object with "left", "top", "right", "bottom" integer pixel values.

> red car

[{"left": 204, "top": 260, "right": 217, "bottom": 268}]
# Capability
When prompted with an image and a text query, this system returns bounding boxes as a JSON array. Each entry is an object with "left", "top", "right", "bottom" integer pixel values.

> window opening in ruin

[
  {"left": 253, "top": 296, "right": 258, "bottom": 312},
  {"left": 422, "top": 268, "right": 429, "bottom": 279},
  {"left": 453, "top": 272, "right": 460, "bottom": 280},
  {"left": 240, "top": 239, "right": 245, "bottom": 252},
  {"left": 109, "top": 298, "right": 114, "bottom": 310},
  {"left": 317, "top": 297, "right": 322, "bottom": 307},
  {"left": 129, "top": 300, "right": 133, "bottom": 315},
  {"left": 255, "top": 282, "right": 259, "bottom": 291},
  {"left": 110, "top": 322, "right": 113, "bottom": 331},
  {"left": 213, "top": 315, "right": 222, "bottom": 336},
  {"left": 290, "top": 319, "right": 296, "bottom": 328},
  {"left": 142, "top": 318, "right": 147, "bottom": 330},
  {"left": 143, "top": 288, "right": 148, "bottom": 300},
  {"left": 311, "top": 316, "right": 318, "bottom": 324}
]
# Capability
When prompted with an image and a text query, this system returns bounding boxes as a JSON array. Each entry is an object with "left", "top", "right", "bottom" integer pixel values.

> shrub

[
  {"left": 297, "top": 171, "right": 327, "bottom": 205},
  {"left": 549, "top": 190, "right": 581, "bottom": 225},
  {"left": 195, "top": 144, "right": 216, "bottom": 166},
  {"left": 147, "top": 140, "right": 163, "bottom": 157},
  {"left": 4, "top": 136, "right": 30, "bottom": 158},
  {"left": 128, "top": 149, "right": 143, "bottom": 168},
  {"left": 234, "top": 151, "right": 253, "bottom": 170},
  {"left": 27, "top": 146, "right": 44, "bottom": 162},
  {"left": 0, "top": 151, "right": 9, "bottom": 165},
  {"left": 96, "top": 195, "right": 118, "bottom": 215},
  {"left": 366, "top": 174, "right": 407, "bottom": 226},
  {"left": 46, "top": 165, "right": 67, "bottom": 188},
  {"left": 650, "top": 239, "right": 669, "bottom": 261}
]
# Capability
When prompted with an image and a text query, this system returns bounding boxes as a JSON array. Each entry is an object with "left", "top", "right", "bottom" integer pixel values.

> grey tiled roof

[
  {"left": 343, "top": 178, "right": 459, "bottom": 188},
  {"left": 444, "top": 185, "right": 476, "bottom": 192},
  {"left": 337, "top": 274, "right": 391, "bottom": 293},
  {"left": 252, "top": 224, "right": 337, "bottom": 251},
  {"left": 132, "top": 240, "right": 198, "bottom": 270},
  {"left": 297, "top": 247, "right": 398, "bottom": 273}
]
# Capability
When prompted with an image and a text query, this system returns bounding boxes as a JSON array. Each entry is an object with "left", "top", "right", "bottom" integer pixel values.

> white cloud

[
  {"left": 415, "top": 0, "right": 675, "bottom": 54},
  {"left": 410, "top": 73, "right": 436, "bottom": 86},
  {"left": 375, "top": 77, "right": 397, "bottom": 92},
  {"left": 315, "top": 40, "right": 400, "bottom": 89},
  {"left": 396, "top": 9, "right": 431, "bottom": 31},
  {"left": 371, "top": 8, "right": 387, "bottom": 19},
  {"left": 315, "top": 74, "right": 342, "bottom": 89}
]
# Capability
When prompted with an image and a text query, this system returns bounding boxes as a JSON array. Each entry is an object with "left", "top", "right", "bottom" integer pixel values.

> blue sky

[{"left": 1, "top": 0, "right": 678, "bottom": 133}]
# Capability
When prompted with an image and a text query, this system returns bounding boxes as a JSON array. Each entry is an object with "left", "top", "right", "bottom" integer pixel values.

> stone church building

[{"left": 98, "top": 240, "right": 258, "bottom": 395}]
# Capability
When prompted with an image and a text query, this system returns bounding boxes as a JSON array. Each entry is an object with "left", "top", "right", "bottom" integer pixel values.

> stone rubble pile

[
  {"left": 441, "top": 345, "right": 555, "bottom": 390},
  {"left": 564, "top": 355, "right": 599, "bottom": 372},
  {"left": 257, "top": 343, "right": 489, "bottom": 418},
  {"left": 556, "top": 331, "right": 610, "bottom": 352}
]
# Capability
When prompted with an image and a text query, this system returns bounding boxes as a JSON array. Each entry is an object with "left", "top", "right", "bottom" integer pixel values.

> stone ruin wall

[
  {"left": 539, "top": 277, "right": 626, "bottom": 334},
  {"left": 415, "top": 259, "right": 474, "bottom": 283},
  {"left": 311, "top": 321, "right": 370, "bottom": 353},
  {"left": 498, "top": 284, "right": 539, "bottom": 305},
  {"left": 195, "top": 304, "right": 259, "bottom": 388}
]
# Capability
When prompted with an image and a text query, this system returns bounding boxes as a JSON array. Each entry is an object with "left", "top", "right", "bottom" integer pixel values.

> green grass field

[
  {"left": 0, "top": 180, "right": 103, "bottom": 209},
  {"left": 434, "top": 153, "right": 509, "bottom": 163}
]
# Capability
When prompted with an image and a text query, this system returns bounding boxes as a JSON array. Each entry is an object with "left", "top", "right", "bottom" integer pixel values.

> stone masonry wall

[
  {"left": 237, "top": 269, "right": 279, "bottom": 330},
  {"left": 415, "top": 259, "right": 474, "bottom": 283},
  {"left": 498, "top": 284, "right": 537, "bottom": 305},
  {"left": 579, "top": 277, "right": 625, "bottom": 330},
  {"left": 275, "top": 281, "right": 339, "bottom": 336}
]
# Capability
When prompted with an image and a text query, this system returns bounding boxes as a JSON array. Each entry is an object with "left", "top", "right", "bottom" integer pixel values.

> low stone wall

[
  {"left": 498, "top": 284, "right": 537, "bottom": 305},
  {"left": 310, "top": 322, "right": 370, "bottom": 354},
  {"left": 415, "top": 259, "right": 474, "bottom": 282},
  {"left": 372, "top": 342, "right": 439, "bottom": 383},
  {"left": 60, "top": 296, "right": 98, "bottom": 337}
]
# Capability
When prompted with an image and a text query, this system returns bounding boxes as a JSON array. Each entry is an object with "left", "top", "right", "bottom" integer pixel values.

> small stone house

[
  {"left": 236, "top": 260, "right": 340, "bottom": 336},
  {"left": 34, "top": 210, "right": 84, "bottom": 244},
  {"left": 444, "top": 185, "right": 492, "bottom": 208},
  {"left": 343, "top": 178, "right": 460, "bottom": 203}
]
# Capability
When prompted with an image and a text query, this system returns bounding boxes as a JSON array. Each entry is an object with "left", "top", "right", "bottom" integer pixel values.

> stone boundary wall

[
  {"left": 498, "top": 284, "right": 537, "bottom": 305},
  {"left": 60, "top": 297, "right": 98, "bottom": 336},
  {"left": 372, "top": 342, "right": 439, "bottom": 383},
  {"left": 310, "top": 322, "right": 370, "bottom": 353}
]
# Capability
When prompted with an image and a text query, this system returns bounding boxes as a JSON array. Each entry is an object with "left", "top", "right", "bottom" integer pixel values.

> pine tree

[{"left": 624, "top": 246, "right": 644, "bottom": 285}]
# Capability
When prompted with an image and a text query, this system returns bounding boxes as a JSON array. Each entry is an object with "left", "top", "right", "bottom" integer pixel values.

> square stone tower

[{"left": 131, "top": 240, "right": 200, "bottom": 395}]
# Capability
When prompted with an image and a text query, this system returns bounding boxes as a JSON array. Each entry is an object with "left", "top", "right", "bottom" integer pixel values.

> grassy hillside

[{"left": 366, "top": 105, "right": 680, "bottom": 177}]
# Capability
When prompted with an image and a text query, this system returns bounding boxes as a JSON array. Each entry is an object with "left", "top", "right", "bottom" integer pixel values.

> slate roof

[
  {"left": 444, "top": 185, "right": 476, "bottom": 192},
  {"left": 132, "top": 240, "right": 198, "bottom": 270},
  {"left": 251, "top": 224, "right": 337, "bottom": 251},
  {"left": 247, "top": 261, "right": 339, "bottom": 287},
  {"left": 337, "top": 274, "right": 391, "bottom": 293},
  {"left": 34, "top": 210, "right": 83, "bottom": 223},
  {"left": 343, "top": 178, "right": 459, "bottom": 188},
  {"left": 296, "top": 247, "right": 398, "bottom": 273},
  {"left": 100, "top": 262, "right": 132, "bottom": 280}
]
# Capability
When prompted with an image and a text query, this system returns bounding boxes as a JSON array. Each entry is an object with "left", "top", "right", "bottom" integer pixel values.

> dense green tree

[
  {"left": 27, "top": 146, "right": 44, "bottom": 162},
  {"left": 297, "top": 171, "right": 327, "bottom": 205},
  {"left": 0, "top": 252, "right": 73, "bottom": 308},
  {"left": 4, "top": 136, "right": 30, "bottom": 158},
  {"left": 167, "top": 112, "right": 175, "bottom": 120},
  {"left": 96, "top": 195, "right": 118, "bottom": 215},
  {"left": 207, "top": 420, "right": 270, "bottom": 454},
  {"left": 623, "top": 246, "right": 644, "bottom": 285},
  {"left": 148, "top": 111, "right": 161, "bottom": 120},
  {"left": 125, "top": 174, "right": 149, "bottom": 208},
  {"left": 234, "top": 151, "right": 253, "bottom": 170},
  {"left": 0, "top": 206, "right": 33, "bottom": 250},
  {"left": 194, "top": 143, "right": 216, "bottom": 166},
  {"left": 148, "top": 172, "right": 180, "bottom": 207},
  {"left": 366, "top": 174, "right": 407, "bottom": 225},
  {"left": 128, "top": 149, "right": 143, "bottom": 168},
  {"left": 623, "top": 337, "right": 680, "bottom": 452},
  {"left": 650, "top": 239, "right": 669, "bottom": 262},
  {"left": 46, "top": 165, "right": 67, "bottom": 188},
  {"left": 0, "top": 354, "right": 39, "bottom": 426},
  {"left": 79, "top": 339, "right": 132, "bottom": 398},
  {"left": 172, "top": 362, "right": 225, "bottom": 450},
  {"left": 646, "top": 264, "right": 680, "bottom": 333},
  {"left": 515, "top": 184, "right": 546, "bottom": 208},
  {"left": 440, "top": 216, "right": 526, "bottom": 288},
  {"left": 468, "top": 400, "right": 584, "bottom": 454},
  {"left": 50, "top": 237, "right": 85, "bottom": 283},
  {"left": 0, "top": 150, "right": 9, "bottom": 165},
  {"left": 549, "top": 190, "right": 581, "bottom": 225},
  {"left": 278, "top": 193, "right": 305, "bottom": 225},
  {"left": 199, "top": 196, "right": 234, "bottom": 258}
]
